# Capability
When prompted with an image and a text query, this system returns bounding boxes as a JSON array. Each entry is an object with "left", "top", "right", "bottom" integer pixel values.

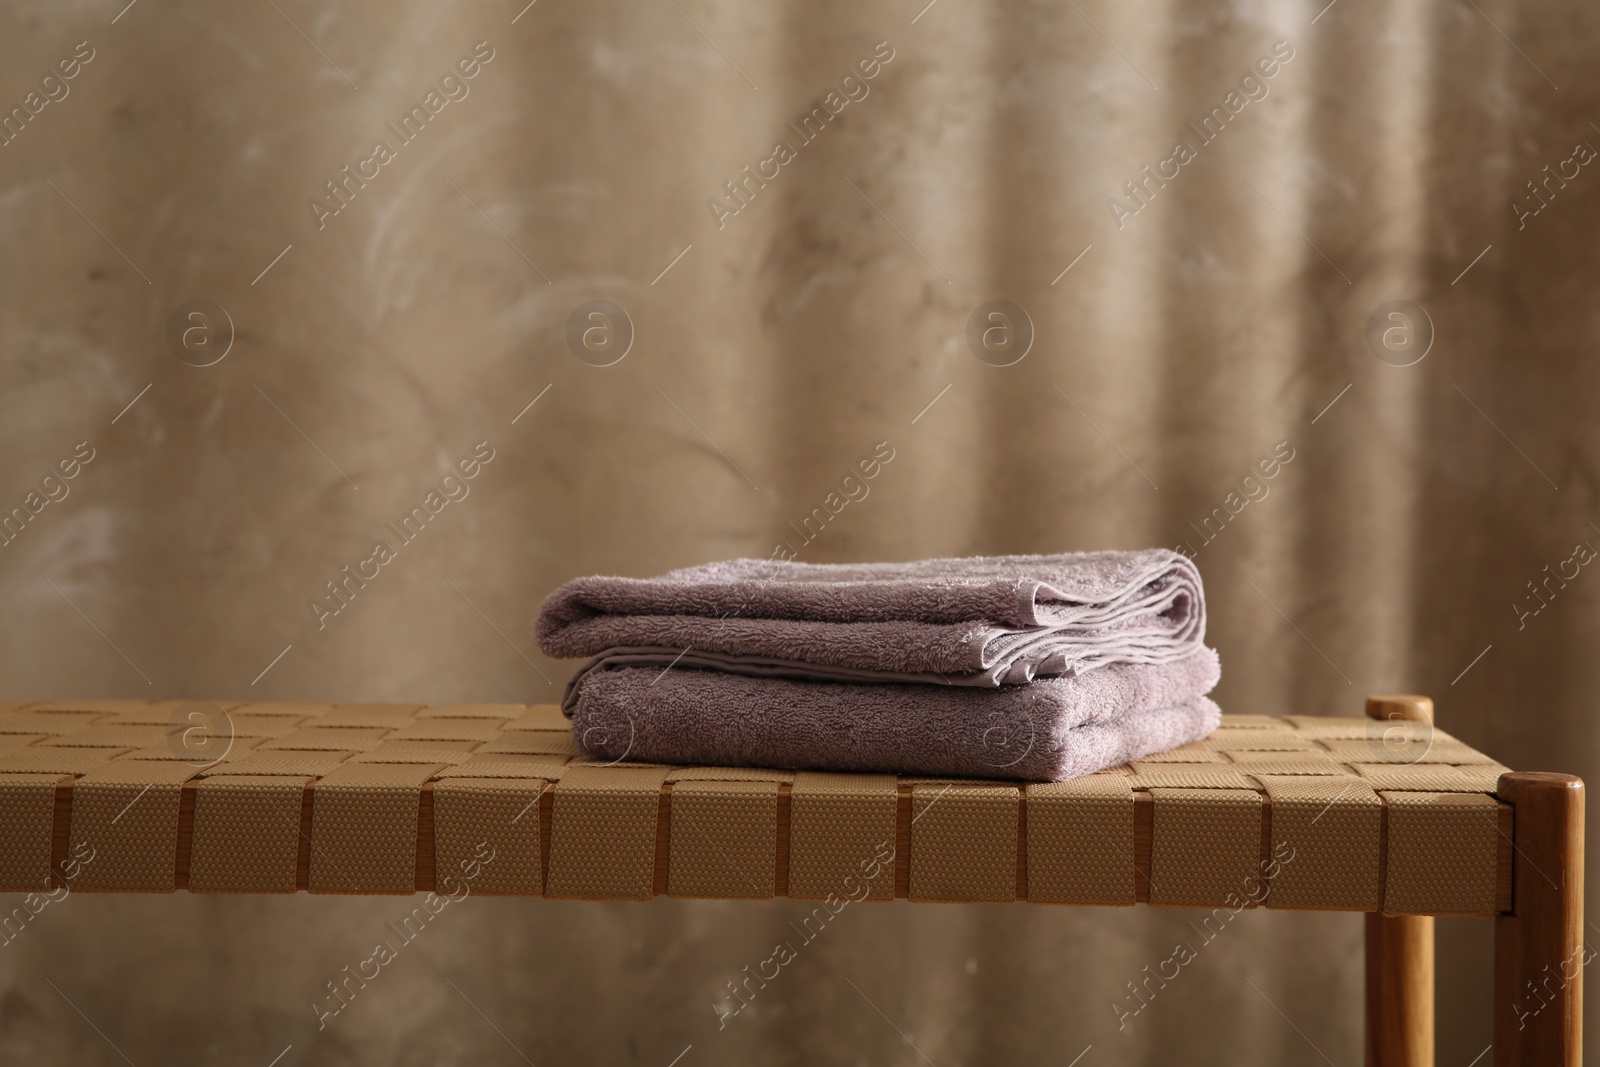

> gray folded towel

[
  {"left": 567, "top": 649, "right": 1222, "bottom": 781},
  {"left": 537, "top": 549, "right": 1205, "bottom": 688}
]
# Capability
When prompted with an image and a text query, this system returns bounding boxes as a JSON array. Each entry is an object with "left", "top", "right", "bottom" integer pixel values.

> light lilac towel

[
  {"left": 566, "top": 649, "right": 1221, "bottom": 781},
  {"left": 537, "top": 549, "right": 1204, "bottom": 687}
]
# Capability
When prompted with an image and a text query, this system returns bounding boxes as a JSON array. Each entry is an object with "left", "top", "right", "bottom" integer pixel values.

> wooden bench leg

[
  {"left": 1364, "top": 693, "right": 1436, "bottom": 1067},
  {"left": 1495, "top": 772, "right": 1584, "bottom": 1066},
  {"left": 1366, "top": 913, "right": 1434, "bottom": 1066}
]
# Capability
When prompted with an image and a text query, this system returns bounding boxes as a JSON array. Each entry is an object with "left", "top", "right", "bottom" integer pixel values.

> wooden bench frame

[
  {"left": 1363, "top": 696, "right": 1584, "bottom": 1067},
  {"left": 9, "top": 693, "right": 1583, "bottom": 1065}
]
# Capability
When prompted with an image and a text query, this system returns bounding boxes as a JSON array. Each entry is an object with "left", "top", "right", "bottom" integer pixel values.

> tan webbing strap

[
  {"left": 432, "top": 777, "right": 548, "bottom": 896},
  {"left": 435, "top": 759, "right": 568, "bottom": 780},
  {"left": 0, "top": 773, "right": 62, "bottom": 892},
  {"left": 546, "top": 765, "right": 672, "bottom": 900},
  {"left": 1225, "top": 747, "right": 1341, "bottom": 767},
  {"left": 197, "top": 751, "right": 353, "bottom": 777},
  {"left": 131, "top": 701, "right": 226, "bottom": 719},
  {"left": 353, "top": 742, "right": 476, "bottom": 765},
  {"left": 1134, "top": 747, "right": 1226, "bottom": 764},
  {"left": 1223, "top": 755, "right": 1341, "bottom": 775},
  {"left": 667, "top": 767, "right": 796, "bottom": 783},
  {"left": 189, "top": 775, "right": 311, "bottom": 893},
  {"left": 40, "top": 723, "right": 175, "bottom": 749},
  {"left": 120, "top": 738, "right": 262, "bottom": 762},
  {"left": 564, "top": 759, "right": 674, "bottom": 770},
  {"left": 1456, "top": 765, "right": 1513, "bottom": 793},
  {"left": 1208, "top": 730, "right": 1316, "bottom": 752},
  {"left": 69, "top": 761, "right": 196, "bottom": 892},
  {"left": 328, "top": 703, "right": 424, "bottom": 716},
  {"left": 1026, "top": 774, "right": 1135, "bottom": 905},
  {"left": 505, "top": 705, "right": 568, "bottom": 730},
  {"left": 27, "top": 700, "right": 140, "bottom": 714},
  {"left": 418, "top": 703, "right": 526, "bottom": 719},
  {"left": 264, "top": 727, "right": 390, "bottom": 752},
  {"left": 1148, "top": 787, "right": 1262, "bottom": 907},
  {"left": 389, "top": 720, "right": 504, "bottom": 743},
  {"left": 668, "top": 780, "right": 780, "bottom": 899},
  {"left": 1217, "top": 714, "right": 1283, "bottom": 728},
  {"left": 239, "top": 702, "right": 335, "bottom": 716},
  {"left": 909, "top": 784, "right": 1018, "bottom": 903},
  {"left": 0, "top": 712, "right": 98, "bottom": 735},
  {"left": 0, "top": 749, "right": 120, "bottom": 775},
  {"left": 1128, "top": 765, "right": 1256, "bottom": 790},
  {"left": 1315, "top": 738, "right": 1490, "bottom": 765},
  {"left": 480, "top": 733, "right": 578, "bottom": 756},
  {"left": 1352, "top": 764, "right": 1486, "bottom": 792},
  {"left": 103, "top": 701, "right": 177, "bottom": 723},
  {"left": 1257, "top": 775, "right": 1381, "bottom": 910},
  {"left": 508, "top": 703, "right": 572, "bottom": 729},
  {"left": 1381, "top": 790, "right": 1501, "bottom": 915},
  {"left": 315, "top": 706, "right": 420, "bottom": 728},
  {"left": 225, "top": 714, "right": 308, "bottom": 738},
  {"left": 1415, "top": 743, "right": 1497, "bottom": 765},
  {"left": 308, "top": 763, "right": 439, "bottom": 895},
  {"left": 788, "top": 772, "right": 897, "bottom": 901},
  {"left": 1281, "top": 715, "right": 1372, "bottom": 738}
]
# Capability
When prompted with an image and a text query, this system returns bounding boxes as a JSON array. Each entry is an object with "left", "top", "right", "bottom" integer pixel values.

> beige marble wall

[{"left": 1, "top": 0, "right": 1596, "bottom": 1062}]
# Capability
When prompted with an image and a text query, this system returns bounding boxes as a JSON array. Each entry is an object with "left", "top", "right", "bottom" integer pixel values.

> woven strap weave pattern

[
  {"left": 547, "top": 765, "right": 672, "bottom": 900},
  {"left": 1148, "top": 787, "right": 1263, "bottom": 907},
  {"left": 432, "top": 778, "right": 547, "bottom": 896},
  {"left": 0, "top": 703, "right": 1517, "bottom": 915},
  {"left": 788, "top": 772, "right": 897, "bottom": 901},
  {"left": 69, "top": 760, "right": 195, "bottom": 893},
  {"left": 189, "top": 775, "right": 309, "bottom": 893},
  {"left": 909, "top": 784, "right": 1019, "bottom": 903},
  {"left": 0, "top": 773, "right": 59, "bottom": 892},
  {"left": 1026, "top": 775, "right": 1135, "bottom": 905},
  {"left": 668, "top": 779, "right": 781, "bottom": 898},
  {"left": 309, "top": 763, "right": 435, "bottom": 894},
  {"left": 1257, "top": 774, "right": 1382, "bottom": 910},
  {"left": 1382, "top": 791, "right": 1502, "bottom": 915}
]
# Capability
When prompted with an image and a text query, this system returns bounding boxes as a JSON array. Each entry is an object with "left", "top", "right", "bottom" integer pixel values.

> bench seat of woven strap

[{"left": 0, "top": 702, "right": 1514, "bottom": 915}]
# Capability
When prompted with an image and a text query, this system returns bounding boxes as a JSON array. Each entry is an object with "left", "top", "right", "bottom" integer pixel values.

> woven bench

[{"left": 0, "top": 694, "right": 1580, "bottom": 1065}]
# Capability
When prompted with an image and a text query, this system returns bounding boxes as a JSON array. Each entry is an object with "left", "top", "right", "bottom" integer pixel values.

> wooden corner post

[
  {"left": 1494, "top": 770, "right": 1584, "bottom": 1066},
  {"left": 1365, "top": 694, "right": 1435, "bottom": 1067}
]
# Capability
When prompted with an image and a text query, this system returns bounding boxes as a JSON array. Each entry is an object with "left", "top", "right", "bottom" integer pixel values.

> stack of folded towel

[{"left": 535, "top": 549, "right": 1221, "bottom": 781}]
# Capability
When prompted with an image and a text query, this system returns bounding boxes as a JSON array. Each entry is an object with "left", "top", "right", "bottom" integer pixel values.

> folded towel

[
  {"left": 566, "top": 647, "right": 1221, "bottom": 781},
  {"left": 538, "top": 549, "right": 1204, "bottom": 688}
]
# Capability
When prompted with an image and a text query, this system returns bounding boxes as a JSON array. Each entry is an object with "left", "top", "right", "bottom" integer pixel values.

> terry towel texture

[
  {"left": 536, "top": 549, "right": 1221, "bottom": 781},
  {"left": 538, "top": 549, "right": 1205, "bottom": 687},
  {"left": 569, "top": 651, "right": 1222, "bottom": 781}
]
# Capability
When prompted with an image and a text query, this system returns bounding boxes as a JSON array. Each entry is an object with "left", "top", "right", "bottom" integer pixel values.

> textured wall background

[{"left": 1, "top": 0, "right": 1596, "bottom": 1062}]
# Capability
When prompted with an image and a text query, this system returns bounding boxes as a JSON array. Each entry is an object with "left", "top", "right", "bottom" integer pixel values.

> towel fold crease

[
  {"left": 536, "top": 548, "right": 1221, "bottom": 781},
  {"left": 538, "top": 548, "right": 1205, "bottom": 688},
  {"left": 568, "top": 649, "right": 1222, "bottom": 781}
]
